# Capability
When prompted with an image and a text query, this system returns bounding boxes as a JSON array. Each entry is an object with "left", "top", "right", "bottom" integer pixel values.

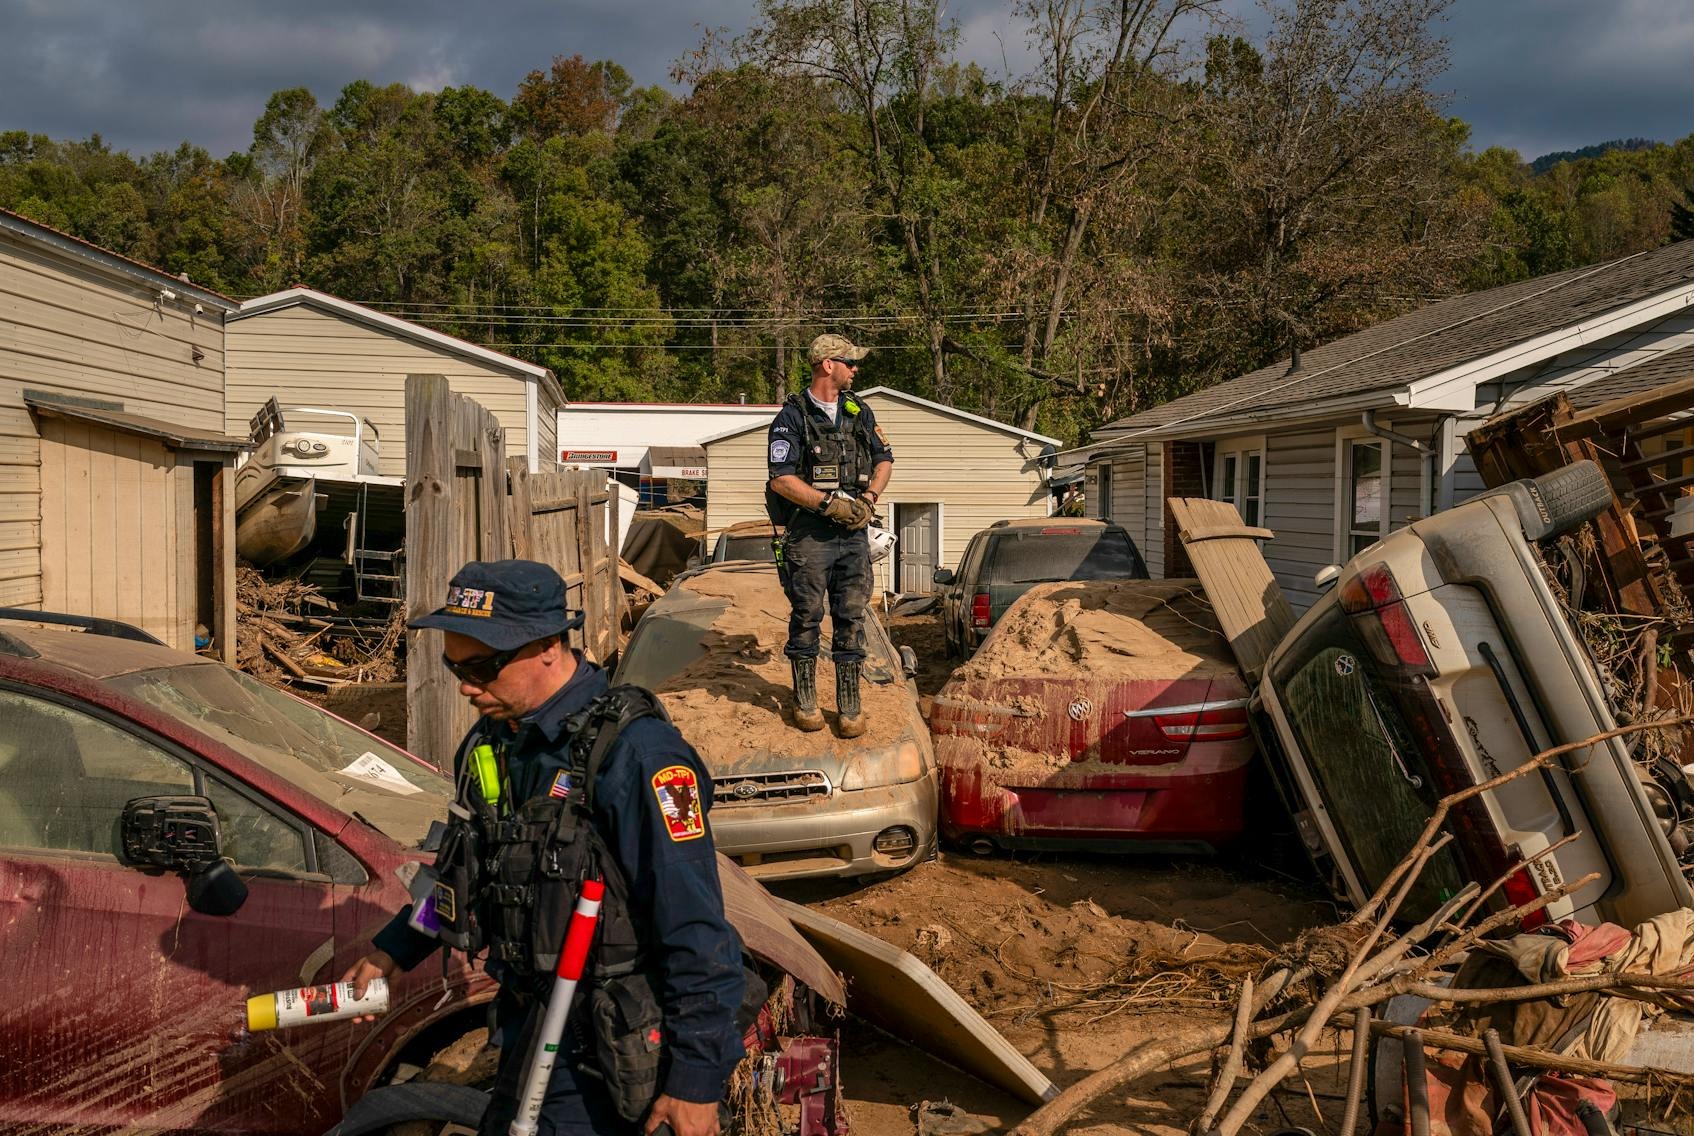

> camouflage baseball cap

[{"left": 809, "top": 333, "right": 869, "bottom": 364}]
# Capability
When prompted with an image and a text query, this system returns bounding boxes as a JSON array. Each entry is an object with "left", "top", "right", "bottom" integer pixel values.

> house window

[
  {"left": 1346, "top": 439, "right": 1385, "bottom": 556},
  {"left": 1213, "top": 439, "right": 1265, "bottom": 527}
]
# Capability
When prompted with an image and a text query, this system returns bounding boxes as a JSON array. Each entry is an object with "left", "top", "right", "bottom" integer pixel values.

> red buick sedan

[{"left": 929, "top": 579, "right": 1256, "bottom": 853}]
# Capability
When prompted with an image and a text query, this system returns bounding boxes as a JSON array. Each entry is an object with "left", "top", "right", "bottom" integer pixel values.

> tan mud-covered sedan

[{"left": 616, "top": 562, "right": 938, "bottom": 881}]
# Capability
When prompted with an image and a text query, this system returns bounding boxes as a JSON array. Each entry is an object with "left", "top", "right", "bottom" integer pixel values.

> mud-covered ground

[
  {"left": 783, "top": 851, "right": 1344, "bottom": 1136},
  {"left": 795, "top": 608, "right": 1346, "bottom": 1136}
]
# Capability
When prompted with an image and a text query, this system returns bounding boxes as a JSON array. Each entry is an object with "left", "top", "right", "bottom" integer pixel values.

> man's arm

[
  {"left": 866, "top": 460, "right": 891, "bottom": 499},
  {"left": 606, "top": 721, "right": 746, "bottom": 1131},
  {"left": 769, "top": 473, "right": 826, "bottom": 513}
]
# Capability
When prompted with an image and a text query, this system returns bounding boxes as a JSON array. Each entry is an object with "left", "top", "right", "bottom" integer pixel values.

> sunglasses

[
  {"left": 442, "top": 644, "right": 524, "bottom": 685},
  {"left": 830, "top": 357, "right": 861, "bottom": 368}
]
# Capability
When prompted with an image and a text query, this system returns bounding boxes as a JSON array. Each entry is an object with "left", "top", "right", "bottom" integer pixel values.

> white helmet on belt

[{"left": 867, "top": 524, "right": 897, "bottom": 563}]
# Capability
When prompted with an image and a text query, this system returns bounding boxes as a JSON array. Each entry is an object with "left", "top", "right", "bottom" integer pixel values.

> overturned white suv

[{"left": 1255, "top": 462, "right": 1692, "bottom": 929}]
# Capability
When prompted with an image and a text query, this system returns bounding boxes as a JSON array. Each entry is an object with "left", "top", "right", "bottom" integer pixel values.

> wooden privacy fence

[{"left": 404, "top": 374, "right": 623, "bottom": 763}]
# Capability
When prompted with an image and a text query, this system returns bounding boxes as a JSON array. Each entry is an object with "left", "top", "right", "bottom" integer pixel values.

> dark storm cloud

[
  {"left": 1442, "top": 0, "right": 1694, "bottom": 159},
  {"left": 0, "top": 0, "right": 750, "bottom": 157},
  {"left": 1, "top": 0, "right": 1690, "bottom": 163}
]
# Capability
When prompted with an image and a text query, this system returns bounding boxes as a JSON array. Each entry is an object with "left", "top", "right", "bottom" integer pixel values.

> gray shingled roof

[
  {"left": 1096, "top": 240, "right": 1694, "bottom": 437},
  {"left": 1565, "top": 340, "right": 1694, "bottom": 409}
]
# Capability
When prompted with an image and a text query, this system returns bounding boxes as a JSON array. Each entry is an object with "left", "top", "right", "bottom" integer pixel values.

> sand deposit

[{"left": 951, "top": 579, "right": 1235, "bottom": 685}]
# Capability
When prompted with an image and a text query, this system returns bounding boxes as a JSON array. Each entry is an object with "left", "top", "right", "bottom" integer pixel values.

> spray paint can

[{"left": 245, "top": 978, "right": 389, "bottom": 1032}]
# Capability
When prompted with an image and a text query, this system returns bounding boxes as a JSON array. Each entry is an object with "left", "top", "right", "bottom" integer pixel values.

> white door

[{"left": 895, "top": 503, "right": 939, "bottom": 592}]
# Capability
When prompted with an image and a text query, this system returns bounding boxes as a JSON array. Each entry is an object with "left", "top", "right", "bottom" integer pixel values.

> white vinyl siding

[
  {"left": 226, "top": 305, "right": 556, "bottom": 476},
  {"left": 1259, "top": 427, "right": 1338, "bottom": 612},
  {"left": 1142, "top": 444, "right": 1164, "bottom": 577},
  {"left": 0, "top": 231, "right": 227, "bottom": 611},
  {"left": 704, "top": 393, "right": 1055, "bottom": 594},
  {"left": 1086, "top": 444, "right": 1164, "bottom": 577}
]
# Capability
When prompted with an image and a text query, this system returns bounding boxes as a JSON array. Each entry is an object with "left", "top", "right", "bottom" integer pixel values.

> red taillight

[
  {"left": 1152, "top": 705, "right": 1251, "bottom": 743},
  {"left": 1501, "top": 866, "right": 1549, "bottom": 931},
  {"left": 1339, "top": 563, "right": 1432, "bottom": 674},
  {"left": 971, "top": 592, "right": 992, "bottom": 629}
]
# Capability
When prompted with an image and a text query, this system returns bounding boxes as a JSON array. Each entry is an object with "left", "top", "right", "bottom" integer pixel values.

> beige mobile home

[
  {"left": 0, "top": 208, "right": 244, "bottom": 654},
  {"left": 226, "top": 288, "right": 566, "bottom": 475},
  {"left": 702, "top": 387, "right": 1062, "bottom": 594}
]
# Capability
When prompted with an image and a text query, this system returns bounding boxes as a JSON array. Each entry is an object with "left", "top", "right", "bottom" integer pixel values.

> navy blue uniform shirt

[
  {"left": 373, "top": 654, "right": 745, "bottom": 1104},
  {"left": 766, "top": 392, "right": 894, "bottom": 485}
]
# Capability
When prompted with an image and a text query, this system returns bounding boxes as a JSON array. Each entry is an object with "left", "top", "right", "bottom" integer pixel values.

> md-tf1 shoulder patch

[{"left": 651, "top": 764, "right": 705, "bottom": 842}]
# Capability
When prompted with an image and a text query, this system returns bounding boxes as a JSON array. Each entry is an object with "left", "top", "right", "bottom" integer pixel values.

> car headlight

[{"left": 839, "top": 739, "right": 928, "bottom": 790}]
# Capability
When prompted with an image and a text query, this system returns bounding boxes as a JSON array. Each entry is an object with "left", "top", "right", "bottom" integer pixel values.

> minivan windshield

[
  {"left": 989, "top": 529, "right": 1146, "bottom": 585},
  {"left": 110, "top": 663, "right": 453, "bottom": 845},
  {"left": 1269, "top": 606, "right": 1466, "bottom": 919}
]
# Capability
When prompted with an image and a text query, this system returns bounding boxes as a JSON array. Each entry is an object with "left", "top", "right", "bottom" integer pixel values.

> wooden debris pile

[
  {"left": 236, "top": 565, "right": 404, "bottom": 688},
  {"left": 1009, "top": 719, "right": 1694, "bottom": 1136}
]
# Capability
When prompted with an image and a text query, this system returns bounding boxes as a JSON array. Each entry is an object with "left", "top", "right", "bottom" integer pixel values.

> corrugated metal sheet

[
  {"left": 226, "top": 305, "right": 539, "bottom": 476},
  {"left": 704, "top": 393, "right": 1055, "bottom": 594}
]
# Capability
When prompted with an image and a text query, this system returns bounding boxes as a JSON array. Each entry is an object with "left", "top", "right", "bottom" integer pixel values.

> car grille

[{"left": 714, "top": 770, "right": 832, "bottom": 805}]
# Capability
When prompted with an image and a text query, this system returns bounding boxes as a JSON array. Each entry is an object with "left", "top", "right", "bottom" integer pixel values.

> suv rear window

[
  {"left": 1269, "top": 606, "right": 1466, "bottom": 919},
  {"left": 987, "top": 529, "right": 1146, "bottom": 585},
  {"left": 720, "top": 535, "right": 776, "bottom": 561}
]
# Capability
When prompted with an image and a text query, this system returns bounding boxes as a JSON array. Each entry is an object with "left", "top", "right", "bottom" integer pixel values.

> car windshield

[
  {"left": 108, "top": 663, "right": 454, "bottom": 844},
  {"left": 989, "top": 529, "right": 1146, "bottom": 585},
  {"left": 1269, "top": 605, "right": 1467, "bottom": 920}
]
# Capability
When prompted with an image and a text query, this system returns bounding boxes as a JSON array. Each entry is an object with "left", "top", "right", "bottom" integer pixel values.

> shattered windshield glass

[
  {"left": 109, "top": 664, "right": 453, "bottom": 844},
  {"left": 1271, "top": 608, "right": 1466, "bottom": 920}
]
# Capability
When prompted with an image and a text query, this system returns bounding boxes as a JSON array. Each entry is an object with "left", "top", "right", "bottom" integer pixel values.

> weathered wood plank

[{"left": 1168, "top": 496, "right": 1295, "bottom": 685}]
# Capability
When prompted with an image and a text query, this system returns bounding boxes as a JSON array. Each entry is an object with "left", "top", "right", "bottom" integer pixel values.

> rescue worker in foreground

[
  {"left": 765, "top": 333, "right": 894, "bottom": 738},
  {"left": 340, "top": 560, "right": 745, "bottom": 1136}
]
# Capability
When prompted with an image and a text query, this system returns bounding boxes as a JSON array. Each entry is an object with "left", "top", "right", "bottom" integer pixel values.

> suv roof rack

[{"left": 0, "top": 607, "right": 167, "bottom": 646}]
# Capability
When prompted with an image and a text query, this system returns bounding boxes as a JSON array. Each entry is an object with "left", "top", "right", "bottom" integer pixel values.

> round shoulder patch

[{"left": 770, "top": 438, "right": 793, "bottom": 464}]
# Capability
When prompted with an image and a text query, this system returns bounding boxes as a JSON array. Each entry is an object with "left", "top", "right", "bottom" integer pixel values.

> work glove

[
  {"left": 847, "top": 496, "right": 876, "bottom": 531},
  {"left": 823, "top": 494, "right": 867, "bottom": 528}
]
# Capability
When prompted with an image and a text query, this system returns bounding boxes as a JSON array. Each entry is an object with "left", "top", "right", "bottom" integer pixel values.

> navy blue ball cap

[{"left": 409, "top": 559, "right": 585, "bottom": 651}]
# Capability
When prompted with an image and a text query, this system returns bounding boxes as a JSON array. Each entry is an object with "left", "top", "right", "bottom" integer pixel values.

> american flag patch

[{"left": 548, "top": 770, "right": 573, "bottom": 800}]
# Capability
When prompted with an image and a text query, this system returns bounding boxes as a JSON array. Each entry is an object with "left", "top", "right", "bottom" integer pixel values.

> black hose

[
  {"left": 1339, "top": 1007, "right": 1371, "bottom": 1136},
  {"left": 1483, "top": 1028, "right": 1532, "bottom": 1136},
  {"left": 1403, "top": 1029, "right": 1430, "bottom": 1136}
]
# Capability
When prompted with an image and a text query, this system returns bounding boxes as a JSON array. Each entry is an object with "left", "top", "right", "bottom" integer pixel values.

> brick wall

[{"left": 1162, "top": 440, "right": 1208, "bottom": 577}]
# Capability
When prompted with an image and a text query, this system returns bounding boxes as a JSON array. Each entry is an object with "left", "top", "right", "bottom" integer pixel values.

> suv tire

[{"left": 1496, "top": 460, "right": 1614, "bottom": 541}]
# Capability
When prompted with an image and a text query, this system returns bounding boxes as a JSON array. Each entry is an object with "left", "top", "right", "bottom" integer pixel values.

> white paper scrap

[{"left": 338, "top": 751, "right": 422, "bottom": 795}]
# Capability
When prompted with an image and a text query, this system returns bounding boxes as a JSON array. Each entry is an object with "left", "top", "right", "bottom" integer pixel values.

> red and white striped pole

[{"left": 509, "top": 878, "right": 605, "bottom": 1136}]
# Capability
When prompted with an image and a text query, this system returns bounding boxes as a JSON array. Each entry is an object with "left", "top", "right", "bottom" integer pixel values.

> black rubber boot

[
  {"left": 836, "top": 659, "right": 866, "bottom": 739},
  {"left": 791, "top": 656, "right": 824, "bottom": 732}
]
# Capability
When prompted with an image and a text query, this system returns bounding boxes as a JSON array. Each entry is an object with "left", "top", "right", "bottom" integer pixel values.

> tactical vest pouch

[
  {"left": 432, "top": 818, "right": 480, "bottom": 953},
  {"left": 586, "top": 969, "right": 666, "bottom": 1123}
]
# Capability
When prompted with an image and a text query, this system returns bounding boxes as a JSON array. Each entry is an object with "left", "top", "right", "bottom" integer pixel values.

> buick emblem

[
  {"left": 731, "top": 781, "right": 761, "bottom": 801},
  {"left": 1068, "top": 699, "right": 1092, "bottom": 721},
  {"left": 1334, "top": 654, "right": 1356, "bottom": 677}
]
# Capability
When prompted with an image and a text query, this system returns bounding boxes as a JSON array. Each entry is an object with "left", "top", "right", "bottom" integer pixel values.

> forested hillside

[{"left": 6, "top": 0, "right": 1693, "bottom": 443}]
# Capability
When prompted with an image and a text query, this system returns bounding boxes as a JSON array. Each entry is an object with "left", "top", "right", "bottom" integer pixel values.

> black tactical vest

[
  {"left": 432, "top": 686, "right": 667, "bottom": 985},
  {"left": 765, "top": 392, "right": 876, "bottom": 526}
]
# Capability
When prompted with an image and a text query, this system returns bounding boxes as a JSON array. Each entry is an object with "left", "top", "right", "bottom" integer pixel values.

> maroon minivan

[{"left": 0, "top": 615, "right": 496, "bottom": 1133}]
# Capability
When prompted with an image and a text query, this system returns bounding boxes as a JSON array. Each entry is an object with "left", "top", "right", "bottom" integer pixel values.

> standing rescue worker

[
  {"left": 765, "top": 333, "right": 893, "bottom": 738},
  {"left": 340, "top": 560, "right": 745, "bottom": 1136}
]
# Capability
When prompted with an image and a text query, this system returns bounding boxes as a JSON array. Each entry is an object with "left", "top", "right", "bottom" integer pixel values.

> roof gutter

[{"left": 1360, "top": 410, "right": 1430, "bottom": 454}]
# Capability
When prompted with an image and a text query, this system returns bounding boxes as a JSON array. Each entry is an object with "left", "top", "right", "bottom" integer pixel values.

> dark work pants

[
  {"left": 477, "top": 997, "right": 630, "bottom": 1136},
  {"left": 781, "top": 524, "right": 872, "bottom": 663}
]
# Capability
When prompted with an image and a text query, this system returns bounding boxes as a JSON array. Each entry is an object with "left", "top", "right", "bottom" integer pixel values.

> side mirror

[
  {"left": 899, "top": 645, "right": 919, "bottom": 680},
  {"left": 121, "top": 795, "right": 248, "bottom": 916},
  {"left": 932, "top": 568, "right": 955, "bottom": 586}
]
